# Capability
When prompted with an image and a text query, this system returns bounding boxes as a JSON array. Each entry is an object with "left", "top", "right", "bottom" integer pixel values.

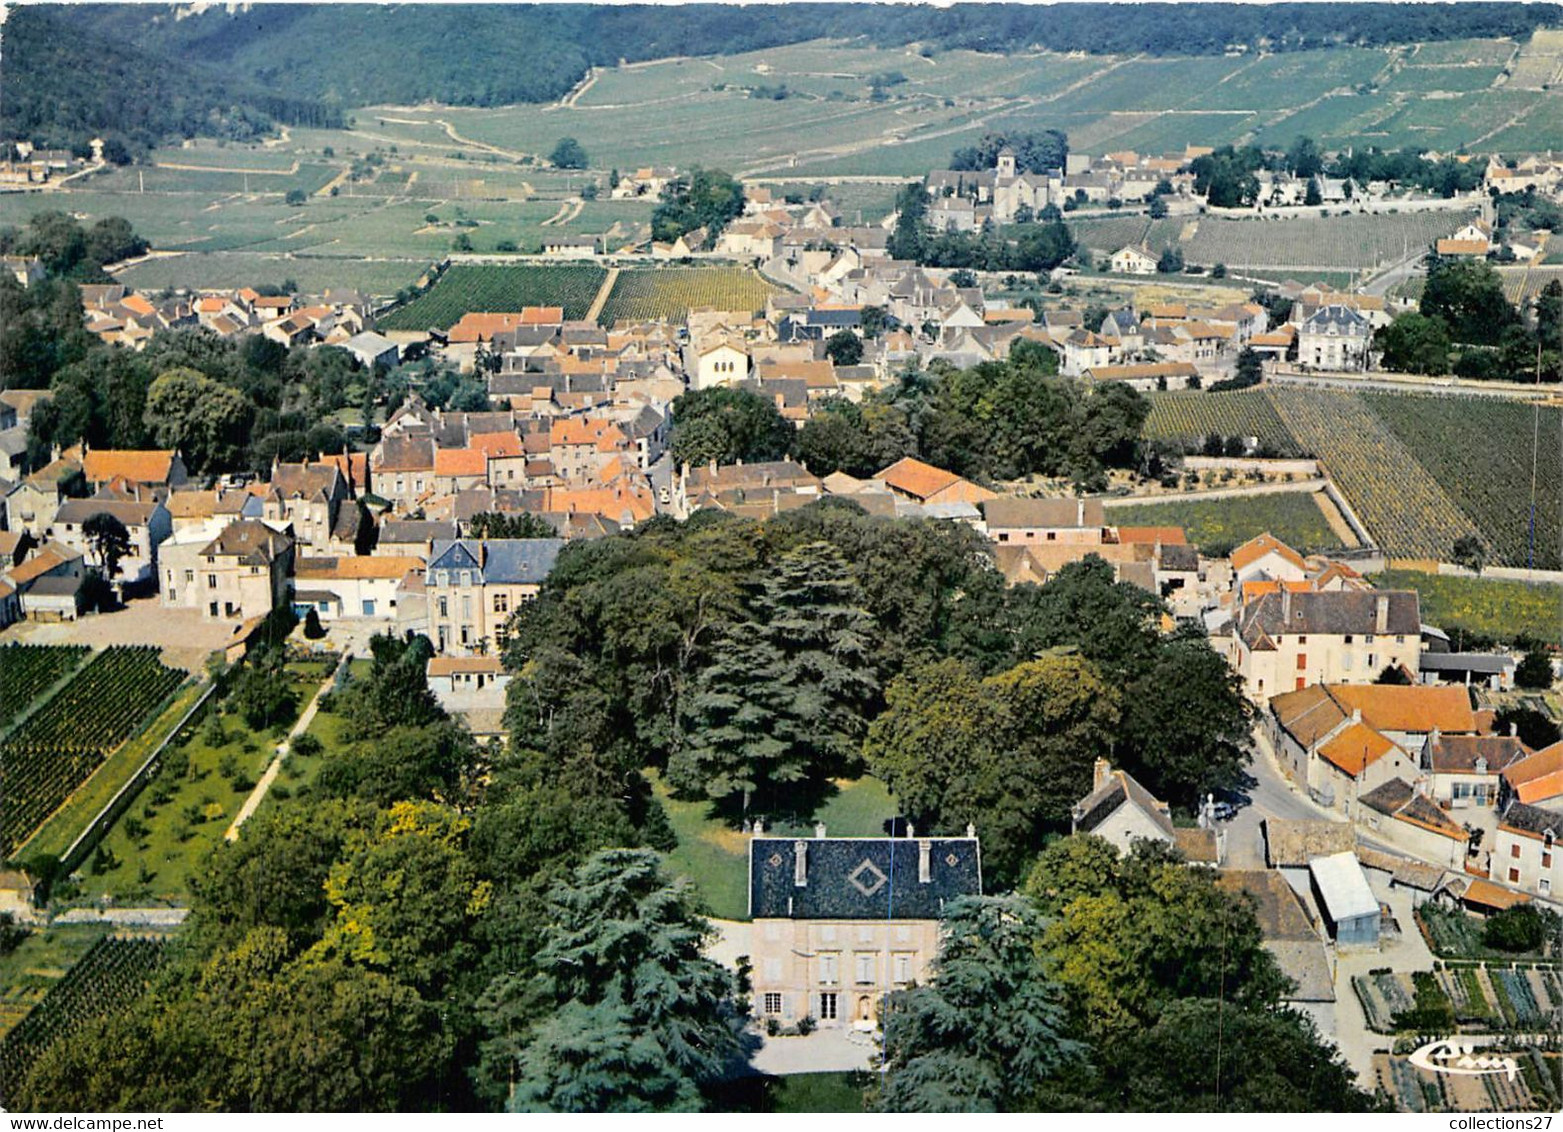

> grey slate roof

[
  {"left": 1301, "top": 304, "right": 1370, "bottom": 336},
  {"left": 429, "top": 538, "right": 564, "bottom": 585},
  {"left": 1239, "top": 589, "right": 1420, "bottom": 643},
  {"left": 749, "top": 836, "right": 981, "bottom": 920},
  {"left": 1501, "top": 800, "right": 1563, "bottom": 839},
  {"left": 1073, "top": 767, "right": 1176, "bottom": 839}
]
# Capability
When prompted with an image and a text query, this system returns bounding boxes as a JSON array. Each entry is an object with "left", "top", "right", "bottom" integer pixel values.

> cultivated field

[
  {"left": 1179, "top": 212, "right": 1474, "bottom": 274},
  {"left": 1145, "top": 386, "right": 1563, "bottom": 570},
  {"left": 1144, "top": 390, "right": 1306, "bottom": 457},
  {"left": 1106, "top": 491, "right": 1341, "bottom": 557},
  {"left": 1374, "top": 569, "right": 1563, "bottom": 646},
  {"left": 0, "top": 646, "right": 187, "bottom": 857},
  {"left": 596, "top": 267, "right": 781, "bottom": 326},
  {"left": 377, "top": 264, "right": 608, "bottom": 329}
]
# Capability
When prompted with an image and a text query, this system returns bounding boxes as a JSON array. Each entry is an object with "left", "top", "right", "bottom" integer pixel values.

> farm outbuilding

[{"left": 1308, "top": 851, "right": 1381, "bottom": 947}]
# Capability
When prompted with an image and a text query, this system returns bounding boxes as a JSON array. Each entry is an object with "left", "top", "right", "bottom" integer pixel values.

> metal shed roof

[{"left": 1308, "top": 851, "right": 1379, "bottom": 922}]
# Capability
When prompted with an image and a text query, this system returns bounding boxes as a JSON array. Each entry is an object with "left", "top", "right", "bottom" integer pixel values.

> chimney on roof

[
  {"left": 1093, "top": 757, "right": 1112, "bottom": 791},
  {"left": 793, "top": 840, "right": 808, "bottom": 887},
  {"left": 1282, "top": 587, "right": 1292, "bottom": 623},
  {"left": 814, "top": 821, "right": 826, "bottom": 839},
  {"left": 1510, "top": 721, "right": 1518, "bottom": 737},
  {"left": 1352, "top": 708, "right": 1362, "bottom": 724},
  {"left": 1076, "top": 498, "right": 1084, "bottom": 527},
  {"left": 1375, "top": 593, "right": 1390, "bottom": 633},
  {"left": 965, "top": 822, "right": 976, "bottom": 839},
  {"left": 918, "top": 839, "right": 932, "bottom": 883}
]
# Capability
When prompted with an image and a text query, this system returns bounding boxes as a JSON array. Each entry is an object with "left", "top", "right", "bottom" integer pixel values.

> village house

[
  {"left": 1490, "top": 802, "right": 1560, "bottom": 901},
  {"left": 982, "top": 497, "right": 1105, "bottom": 546},
  {"left": 1356, "top": 778, "right": 1471, "bottom": 870},
  {"left": 52, "top": 495, "right": 172, "bottom": 592},
  {"left": 371, "top": 435, "right": 437, "bottom": 513},
  {"left": 1229, "top": 588, "right": 1421, "bottom": 698},
  {"left": 1109, "top": 244, "right": 1158, "bottom": 275},
  {"left": 1500, "top": 740, "right": 1563, "bottom": 811},
  {"left": 425, "top": 537, "right": 564, "bottom": 655},
  {"left": 6, "top": 456, "right": 85, "bottom": 537},
  {"left": 1297, "top": 305, "right": 1372, "bottom": 371},
  {"left": 1266, "top": 683, "right": 1424, "bottom": 815},
  {"left": 673, "top": 458, "right": 821, "bottom": 519},
  {"left": 871, "top": 457, "right": 997, "bottom": 509},
  {"left": 160, "top": 520, "right": 294, "bottom": 622},
  {"left": 3, "top": 541, "right": 85, "bottom": 622},
  {"left": 425, "top": 655, "right": 512, "bottom": 741},
  {"left": 164, "top": 487, "right": 265, "bottom": 543},
  {"left": 1420, "top": 731, "right": 1531, "bottom": 811},
  {"left": 262, "top": 459, "right": 353, "bottom": 557},
  {"left": 292, "top": 555, "right": 423, "bottom": 621},
  {"left": 747, "top": 826, "right": 982, "bottom": 1030},
  {"left": 1071, "top": 759, "right": 1222, "bottom": 864},
  {"left": 80, "top": 448, "right": 188, "bottom": 495}
]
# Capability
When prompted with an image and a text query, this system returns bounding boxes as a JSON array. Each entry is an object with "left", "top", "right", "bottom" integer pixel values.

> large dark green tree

[
  {"left": 503, "top": 850, "right": 753, "bottom": 1112},
  {"left": 875, "top": 896, "right": 1080, "bottom": 1112}
]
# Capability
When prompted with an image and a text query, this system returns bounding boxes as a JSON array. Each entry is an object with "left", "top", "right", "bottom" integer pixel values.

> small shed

[{"left": 1308, "top": 851, "right": 1381, "bottom": 946}]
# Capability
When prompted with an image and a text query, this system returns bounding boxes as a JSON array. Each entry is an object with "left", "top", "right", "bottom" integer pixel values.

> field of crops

[
  {"left": 0, "top": 646, "right": 186, "bottom": 857},
  {"left": 1375, "top": 570, "right": 1563, "bottom": 646},
  {"left": 1144, "top": 389, "right": 1306, "bottom": 456},
  {"left": 118, "top": 252, "right": 431, "bottom": 298},
  {"left": 1269, "top": 386, "right": 1478, "bottom": 564},
  {"left": 0, "top": 645, "right": 90, "bottom": 731},
  {"left": 1105, "top": 491, "right": 1340, "bottom": 557},
  {"left": 0, "top": 935, "right": 164, "bottom": 1105},
  {"left": 596, "top": 267, "right": 782, "bottom": 326},
  {"left": 1366, "top": 394, "right": 1563, "bottom": 572},
  {"left": 1181, "top": 211, "right": 1474, "bottom": 272},
  {"left": 376, "top": 264, "right": 607, "bottom": 330}
]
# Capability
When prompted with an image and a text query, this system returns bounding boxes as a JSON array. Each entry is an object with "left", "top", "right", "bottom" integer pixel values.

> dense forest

[
  {"left": 6, "top": 3, "right": 1560, "bottom": 150},
  {"left": 0, "top": 9, "right": 344, "bottom": 157}
]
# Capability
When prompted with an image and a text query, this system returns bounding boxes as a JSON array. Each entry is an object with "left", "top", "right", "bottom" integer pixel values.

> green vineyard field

[
  {"left": 596, "top": 268, "right": 782, "bottom": 326},
  {"left": 1144, "top": 390, "right": 1306, "bottom": 456},
  {"left": 376, "top": 264, "right": 607, "bottom": 330}
]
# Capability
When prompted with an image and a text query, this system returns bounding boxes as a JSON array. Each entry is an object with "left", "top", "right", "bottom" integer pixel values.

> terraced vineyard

[
  {"left": 0, "top": 935, "right": 165, "bottom": 1106},
  {"left": 1268, "top": 387, "right": 1479, "bottom": 563},
  {"left": 1366, "top": 393, "right": 1563, "bottom": 572},
  {"left": 0, "top": 645, "right": 90, "bottom": 731},
  {"left": 1144, "top": 390, "right": 1306, "bottom": 456},
  {"left": 377, "top": 264, "right": 607, "bottom": 330},
  {"left": 0, "top": 647, "right": 186, "bottom": 856},
  {"left": 596, "top": 268, "right": 782, "bottom": 326}
]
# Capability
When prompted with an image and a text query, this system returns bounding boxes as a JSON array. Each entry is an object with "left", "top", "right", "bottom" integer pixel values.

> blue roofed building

[
  {"left": 426, "top": 537, "right": 564, "bottom": 655},
  {"left": 747, "top": 825, "right": 981, "bottom": 1030}
]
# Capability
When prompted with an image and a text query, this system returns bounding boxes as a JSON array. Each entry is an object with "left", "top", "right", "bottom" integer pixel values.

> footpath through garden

[{"left": 223, "top": 653, "right": 349, "bottom": 843}]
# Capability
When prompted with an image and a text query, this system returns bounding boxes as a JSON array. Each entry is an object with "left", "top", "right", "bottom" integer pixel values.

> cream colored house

[
  {"left": 1491, "top": 802, "right": 1560, "bottom": 901},
  {"left": 747, "top": 829, "right": 981, "bottom": 1030},
  {"left": 1110, "top": 244, "right": 1158, "bottom": 275},
  {"left": 690, "top": 338, "right": 751, "bottom": 391},
  {"left": 425, "top": 537, "right": 564, "bottom": 655},
  {"left": 160, "top": 520, "right": 294, "bottom": 622},
  {"left": 1230, "top": 589, "right": 1420, "bottom": 699},
  {"left": 1072, "top": 760, "right": 1222, "bottom": 864}
]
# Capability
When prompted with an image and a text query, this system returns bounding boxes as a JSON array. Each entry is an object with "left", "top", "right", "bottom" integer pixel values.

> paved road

[
  {"left": 1361, "top": 248, "right": 1426, "bottom": 298},
  {"left": 1222, "top": 729, "right": 1329, "bottom": 868}
]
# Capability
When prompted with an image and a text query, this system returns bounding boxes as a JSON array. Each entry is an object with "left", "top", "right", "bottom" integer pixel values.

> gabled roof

[
  {"left": 983, "top": 496, "right": 1104, "bottom": 530},
  {"left": 1072, "top": 765, "right": 1176, "bottom": 840},
  {"left": 1317, "top": 721, "right": 1402, "bottom": 776},
  {"left": 82, "top": 449, "right": 179, "bottom": 485},
  {"left": 203, "top": 520, "right": 292, "bottom": 565},
  {"left": 1330, "top": 683, "right": 1476, "bottom": 735},
  {"left": 429, "top": 538, "right": 564, "bottom": 585},
  {"left": 1308, "top": 851, "right": 1381, "bottom": 921},
  {"left": 1423, "top": 733, "right": 1529, "bottom": 776},
  {"left": 1232, "top": 532, "right": 1307, "bottom": 573},
  {"left": 875, "top": 456, "right": 960, "bottom": 501},
  {"left": 1359, "top": 779, "right": 1468, "bottom": 841},
  {"left": 1503, "top": 740, "right": 1563, "bottom": 805}
]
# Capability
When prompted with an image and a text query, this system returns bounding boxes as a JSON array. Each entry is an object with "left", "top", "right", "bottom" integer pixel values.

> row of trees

[{"left": 672, "top": 348, "right": 1151, "bottom": 490}]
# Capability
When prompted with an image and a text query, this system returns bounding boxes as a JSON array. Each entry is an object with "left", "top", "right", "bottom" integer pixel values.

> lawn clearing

[
  {"left": 1105, "top": 491, "right": 1342, "bottom": 557},
  {"left": 649, "top": 771, "right": 897, "bottom": 921}
]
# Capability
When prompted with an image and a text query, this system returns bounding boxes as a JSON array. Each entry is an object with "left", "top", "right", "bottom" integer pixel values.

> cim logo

[{"left": 1408, "top": 1039, "right": 1520, "bottom": 1082}]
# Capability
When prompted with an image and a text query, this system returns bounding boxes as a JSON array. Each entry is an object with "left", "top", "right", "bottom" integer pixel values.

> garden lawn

[
  {"left": 771, "top": 1072, "right": 868, "bottom": 1112},
  {"left": 1375, "top": 570, "right": 1563, "bottom": 648},
  {"left": 0, "top": 924, "right": 111, "bottom": 1042},
  {"left": 1105, "top": 491, "right": 1341, "bottom": 557},
  {"left": 71, "top": 660, "right": 329, "bottom": 906},
  {"left": 649, "top": 772, "right": 897, "bottom": 921}
]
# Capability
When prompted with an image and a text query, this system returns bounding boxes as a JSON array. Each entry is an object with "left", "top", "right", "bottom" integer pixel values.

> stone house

[
  {"left": 747, "top": 828, "right": 981, "bottom": 1030},
  {"left": 160, "top": 520, "right": 294, "bottom": 622},
  {"left": 425, "top": 537, "right": 564, "bottom": 655}
]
